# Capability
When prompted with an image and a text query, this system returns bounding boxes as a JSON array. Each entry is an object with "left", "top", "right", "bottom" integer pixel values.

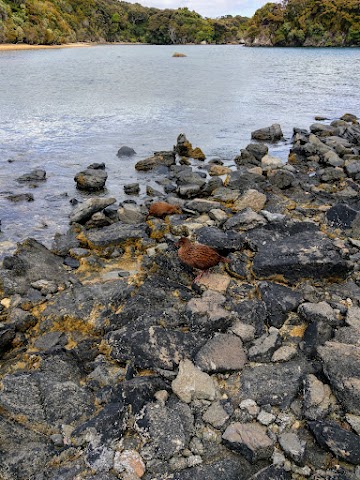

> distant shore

[{"left": 0, "top": 42, "right": 93, "bottom": 51}]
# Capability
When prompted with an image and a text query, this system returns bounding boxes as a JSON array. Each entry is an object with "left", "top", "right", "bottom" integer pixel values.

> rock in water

[
  {"left": 117, "top": 146, "right": 136, "bottom": 156},
  {"left": 74, "top": 168, "right": 107, "bottom": 191}
]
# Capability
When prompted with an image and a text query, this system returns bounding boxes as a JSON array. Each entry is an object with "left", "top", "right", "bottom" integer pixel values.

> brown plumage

[
  {"left": 176, "top": 237, "right": 230, "bottom": 282},
  {"left": 146, "top": 201, "right": 182, "bottom": 219}
]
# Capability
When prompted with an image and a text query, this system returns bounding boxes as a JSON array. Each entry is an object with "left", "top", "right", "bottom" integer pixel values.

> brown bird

[
  {"left": 146, "top": 201, "right": 182, "bottom": 220},
  {"left": 176, "top": 237, "right": 230, "bottom": 282}
]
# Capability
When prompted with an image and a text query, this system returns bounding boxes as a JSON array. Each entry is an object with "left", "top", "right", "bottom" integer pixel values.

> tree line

[{"left": 0, "top": 0, "right": 359, "bottom": 46}]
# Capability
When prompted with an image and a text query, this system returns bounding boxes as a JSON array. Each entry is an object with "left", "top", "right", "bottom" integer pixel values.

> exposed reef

[{"left": 1, "top": 115, "right": 360, "bottom": 480}]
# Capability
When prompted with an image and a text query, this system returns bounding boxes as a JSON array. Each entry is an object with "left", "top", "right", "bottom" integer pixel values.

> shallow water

[{"left": 0, "top": 44, "right": 359, "bottom": 256}]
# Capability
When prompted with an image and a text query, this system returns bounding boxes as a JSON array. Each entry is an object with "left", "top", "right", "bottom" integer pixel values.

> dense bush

[
  {"left": 0, "top": 0, "right": 358, "bottom": 46},
  {"left": 245, "top": 0, "right": 360, "bottom": 46},
  {"left": 0, "top": 0, "right": 248, "bottom": 45}
]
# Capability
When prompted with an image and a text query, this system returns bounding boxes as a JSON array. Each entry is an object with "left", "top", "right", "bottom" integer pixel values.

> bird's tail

[{"left": 221, "top": 256, "right": 230, "bottom": 264}]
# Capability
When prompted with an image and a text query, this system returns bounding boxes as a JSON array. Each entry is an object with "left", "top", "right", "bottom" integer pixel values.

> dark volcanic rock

[
  {"left": 137, "top": 400, "right": 193, "bottom": 460},
  {"left": 87, "top": 162, "right": 105, "bottom": 170},
  {"left": 309, "top": 421, "right": 360, "bottom": 464},
  {"left": 251, "top": 124, "right": 283, "bottom": 142},
  {"left": 0, "top": 325, "right": 16, "bottom": 355},
  {"left": 172, "top": 458, "right": 254, "bottom": 480},
  {"left": 107, "top": 273, "right": 191, "bottom": 330},
  {"left": 174, "top": 133, "right": 193, "bottom": 157},
  {"left": 248, "top": 465, "right": 291, "bottom": 480},
  {"left": 6, "top": 193, "right": 34, "bottom": 202},
  {"left": 185, "top": 290, "right": 233, "bottom": 335},
  {"left": 248, "top": 329, "right": 282, "bottom": 362},
  {"left": 16, "top": 169, "right": 46, "bottom": 183},
  {"left": 0, "top": 360, "right": 94, "bottom": 427},
  {"left": 120, "top": 376, "right": 169, "bottom": 414},
  {"left": 302, "top": 320, "right": 333, "bottom": 358},
  {"left": 239, "top": 358, "right": 313, "bottom": 407},
  {"left": 135, "top": 151, "right": 175, "bottom": 171},
  {"left": 231, "top": 299, "right": 268, "bottom": 337},
  {"left": 234, "top": 144, "right": 269, "bottom": 168},
  {"left": 248, "top": 222, "right": 350, "bottom": 282},
  {"left": 39, "top": 280, "right": 133, "bottom": 334},
  {"left": 81, "top": 222, "right": 148, "bottom": 249},
  {"left": 8, "top": 308, "right": 37, "bottom": 332},
  {"left": 225, "top": 169, "right": 267, "bottom": 193},
  {"left": 51, "top": 227, "right": 81, "bottom": 256},
  {"left": 69, "top": 197, "right": 116, "bottom": 224},
  {"left": 72, "top": 401, "right": 126, "bottom": 444},
  {"left": 74, "top": 168, "right": 107, "bottom": 191},
  {"left": 299, "top": 301, "right": 339, "bottom": 356},
  {"left": 226, "top": 251, "right": 251, "bottom": 280},
  {"left": 326, "top": 204, "right": 359, "bottom": 230},
  {"left": 0, "top": 416, "right": 52, "bottom": 480},
  {"left": 246, "top": 143, "right": 269, "bottom": 160},
  {"left": 124, "top": 182, "right": 140, "bottom": 195},
  {"left": 117, "top": 145, "right": 136, "bottom": 157},
  {"left": 268, "top": 169, "right": 296, "bottom": 189},
  {"left": 107, "top": 325, "right": 204, "bottom": 370},
  {"left": 258, "top": 282, "right": 303, "bottom": 328},
  {"left": 1, "top": 238, "right": 73, "bottom": 296},
  {"left": 303, "top": 374, "right": 332, "bottom": 420},
  {"left": 195, "top": 226, "right": 244, "bottom": 252},
  {"left": 298, "top": 301, "right": 338, "bottom": 325},
  {"left": 318, "top": 341, "right": 360, "bottom": 415},
  {"left": 310, "top": 123, "right": 337, "bottom": 136}
]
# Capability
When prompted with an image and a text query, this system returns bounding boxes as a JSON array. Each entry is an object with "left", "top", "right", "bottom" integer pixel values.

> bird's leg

[{"left": 193, "top": 269, "right": 209, "bottom": 283}]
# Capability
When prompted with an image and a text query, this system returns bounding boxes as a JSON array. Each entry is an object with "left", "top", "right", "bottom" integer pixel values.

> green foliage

[
  {"left": 246, "top": 0, "right": 360, "bottom": 46},
  {"left": 0, "top": 0, "right": 358, "bottom": 46}
]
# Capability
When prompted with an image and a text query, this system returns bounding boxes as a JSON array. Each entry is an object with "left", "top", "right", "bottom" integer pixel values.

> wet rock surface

[
  {"left": 1, "top": 115, "right": 360, "bottom": 479},
  {"left": 74, "top": 164, "right": 108, "bottom": 191}
]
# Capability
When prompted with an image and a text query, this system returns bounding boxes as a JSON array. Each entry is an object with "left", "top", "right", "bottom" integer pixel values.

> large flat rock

[
  {"left": 81, "top": 222, "right": 149, "bottom": 248},
  {"left": 247, "top": 222, "right": 350, "bottom": 282}
]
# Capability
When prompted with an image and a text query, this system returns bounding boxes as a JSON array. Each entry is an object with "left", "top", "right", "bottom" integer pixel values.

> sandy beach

[{"left": 0, "top": 42, "right": 93, "bottom": 51}]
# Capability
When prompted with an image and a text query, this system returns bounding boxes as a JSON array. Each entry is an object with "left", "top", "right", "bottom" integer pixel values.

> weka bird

[
  {"left": 146, "top": 201, "right": 182, "bottom": 219},
  {"left": 176, "top": 237, "right": 230, "bottom": 282}
]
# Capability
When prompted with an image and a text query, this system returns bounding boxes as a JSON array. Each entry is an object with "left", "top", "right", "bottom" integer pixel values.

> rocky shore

[{"left": 1, "top": 114, "right": 360, "bottom": 480}]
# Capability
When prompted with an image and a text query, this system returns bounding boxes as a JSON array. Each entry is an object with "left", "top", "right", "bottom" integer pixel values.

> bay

[{"left": 0, "top": 44, "right": 359, "bottom": 256}]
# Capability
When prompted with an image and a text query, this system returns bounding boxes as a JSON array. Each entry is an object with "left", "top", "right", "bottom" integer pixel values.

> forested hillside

[
  {"left": 246, "top": 0, "right": 360, "bottom": 46},
  {"left": 0, "top": 0, "right": 359, "bottom": 46},
  {"left": 0, "top": 0, "right": 247, "bottom": 45}
]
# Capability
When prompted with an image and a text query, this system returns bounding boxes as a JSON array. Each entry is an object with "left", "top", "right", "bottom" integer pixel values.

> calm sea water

[{"left": 0, "top": 44, "right": 359, "bottom": 255}]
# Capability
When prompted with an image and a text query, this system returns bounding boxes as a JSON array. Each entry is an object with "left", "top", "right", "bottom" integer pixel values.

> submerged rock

[
  {"left": 16, "top": 169, "right": 46, "bottom": 183},
  {"left": 6, "top": 193, "right": 34, "bottom": 202}
]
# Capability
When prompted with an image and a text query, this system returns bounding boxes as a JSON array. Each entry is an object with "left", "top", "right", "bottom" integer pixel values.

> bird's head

[{"left": 175, "top": 237, "right": 191, "bottom": 248}]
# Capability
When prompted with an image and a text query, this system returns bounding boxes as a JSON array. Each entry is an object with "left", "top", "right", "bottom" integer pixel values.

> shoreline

[
  {"left": 0, "top": 42, "right": 94, "bottom": 51},
  {"left": 1, "top": 115, "right": 360, "bottom": 479}
]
